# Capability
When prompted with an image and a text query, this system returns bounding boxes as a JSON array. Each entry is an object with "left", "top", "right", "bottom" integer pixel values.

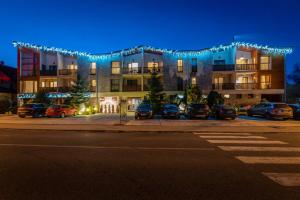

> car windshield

[
  {"left": 274, "top": 104, "right": 289, "bottom": 109},
  {"left": 50, "top": 105, "right": 61, "bottom": 109},
  {"left": 138, "top": 104, "right": 151, "bottom": 110},
  {"left": 164, "top": 105, "right": 178, "bottom": 110}
]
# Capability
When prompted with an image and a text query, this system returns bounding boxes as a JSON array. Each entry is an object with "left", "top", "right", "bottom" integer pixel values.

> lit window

[
  {"left": 260, "top": 56, "right": 271, "bottom": 70},
  {"left": 224, "top": 94, "right": 230, "bottom": 99},
  {"left": 260, "top": 75, "right": 271, "bottom": 89},
  {"left": 91, "top": 62, "right": 96, "bottom": 69},
  {"left": 111, "top": 61, "right": 120, "bottom": 74},
  {"left": 191, "top": 77, "right": 197, "bottom": 85},
  {"left": 177, "top": 59, "right": 183, "bottom": 72},
  {"left": 21, "top": 81, "right": 37, "bottom": 93},
  {"left": 128, "top": 62, "right": 139, "bottom": 73},
  {"left": 53, "top": 81, "right": 57, "bottom": 88},
  {"left": 41, "top": 81, "right": 46, "bottom": 88},
  {"left": 92, "top": 79, "right": 96, "bottom": 87},
  {"left": 147, "top": 62, "right": 159, "bottom": 72}
]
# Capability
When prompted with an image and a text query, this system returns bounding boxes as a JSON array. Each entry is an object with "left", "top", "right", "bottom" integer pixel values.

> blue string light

[{"left": 12, "top": 41, "right": 293, "bottom": 61}]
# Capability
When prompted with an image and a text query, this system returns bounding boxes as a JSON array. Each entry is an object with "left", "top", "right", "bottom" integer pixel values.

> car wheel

[
  {"left": 231, "top": 117, "right": 236, "bottom": 120},
  {"left": 60, "top": 112, "right": 65, "bottom": 118},
  {"left": 135, "top": 116, "right": 139, "bottom": 120},
  {"left": 205, "top": 116, "right": 209, "bottom": 120},
  {"left": 18, "top": 114, "right": 25, "bottom": 118},
  {"left": 247, "top": 112, "right": 253, "bottom": 117}
]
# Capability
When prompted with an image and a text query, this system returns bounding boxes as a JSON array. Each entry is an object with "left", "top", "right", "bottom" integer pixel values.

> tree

[
  {"left": 207, "top": 91, "right": 224, "bottom": 108},
  {"left": 69, "top": 75, "right": 89, "bottom": 108},
  {"left": 33, "top": 90, "right": 50, "bottom": 105},
  {"left": 148, "top": 71, "right": 164, "bottom": 114},
  {"left": 184, "top": 84, "right": 203, "bottom": 104},
  {"left": 288, "top": 63, "right": 300, "bottom": 84}
]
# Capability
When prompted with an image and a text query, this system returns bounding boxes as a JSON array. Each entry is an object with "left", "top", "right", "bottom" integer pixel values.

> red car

[{"left": 46, "top": 104, "right": 77, "bottom": 118}]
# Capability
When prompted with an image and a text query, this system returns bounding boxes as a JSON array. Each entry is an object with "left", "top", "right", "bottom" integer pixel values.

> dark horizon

[{"left": 0, "top": 0, "right": 299, "bottom": 74}]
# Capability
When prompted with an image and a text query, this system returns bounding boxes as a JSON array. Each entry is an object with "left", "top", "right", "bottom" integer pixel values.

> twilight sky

[{"left": 0, "top": 0, "right": 299, "bottom": 74}]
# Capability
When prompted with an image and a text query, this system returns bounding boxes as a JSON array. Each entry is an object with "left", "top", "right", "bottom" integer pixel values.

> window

[
  {"left": 41, "top": 81, "right": 46, "bottom": 88},
  {"left": 191, "top": 58, "right": 197, "bottom": 73},
  {"left": 224, "top": 94, "right": 230, "bottom": 99},
  {"left": 111, "top": 61, "right": 120, "bottom": 74},
  {"left": 177, "top": 59, "right": 183, "bottom": 72},
  {"left": 111, "top": 79, "right": 120, "bottom": 92},
  {"left": 177, "top": 77, "right": 183, "bottom": 91},
  {"left": 191, "top": 77, "right": 197, "bottom": 85},
  {"left": 91, "top": 79, "right": 96, "bottom": 87},
  {"left": 260, "top": 56, "right": 271, "bottom": 70},
  {"left": 236, "top": 94, "right": 242, "bottom": 99},
  {"left": 248, "top": 94, "right": 254, "bottom": 99},
  {"left": 50, "top": 81, "right": 57, "bottom": 88},
  {"left": 147, "top": 62, "right": 159, "bottom": 72},
  {"left": 128, "top": 62, "right": 139, "bottom": 74},
  {"left": 260, "top": 75, "right": 271, "bottom": 89},
  {"left": 20, "top": 81, "right": 37, "bottom": 93}
]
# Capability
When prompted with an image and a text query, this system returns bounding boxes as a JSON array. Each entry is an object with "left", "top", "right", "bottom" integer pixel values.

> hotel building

[{"left": 14, "top": 41, "right": 292, "bottom": 113}]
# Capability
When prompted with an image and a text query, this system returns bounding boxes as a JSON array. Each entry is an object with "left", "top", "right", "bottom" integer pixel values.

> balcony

[
  {"left": 213, "top": 64, "right": 258, "bottom": 71},
  {"left": 20, "top": 70, "right": 37, "bottom": 77},
  {"left": 40, "top": 70, "right": 57, "bottom": 76},
  {"left": 143, "top": 67, "right": 163, "bottom": 74},
  {"left": 235, "top": 83, "right": 258, "bottom": 90},
  {"left": 90, "top": 86, "right": 96, "bottom": 92},
  {"left": 235, "top": 64, "right": 257, "bottom": 71},
  {"left": 58, "top": 69, "right": 77, "bottom": 76},
  {"left": 90, "top": 68, "right": 96, "bottom": 75},
  {"left": 122, "top": 67, "right": 142, "bottom": 75},
  {"left": 212, "top": 83, "right": 235, "bottom": 90},
  {"left": 123, "top": 85, "right": 142, "bottom": 92}
]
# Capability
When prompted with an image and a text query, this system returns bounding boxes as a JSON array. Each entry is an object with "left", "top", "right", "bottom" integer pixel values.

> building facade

[{"left": 13, "top": 41, "right": 292, "bottom": 113}]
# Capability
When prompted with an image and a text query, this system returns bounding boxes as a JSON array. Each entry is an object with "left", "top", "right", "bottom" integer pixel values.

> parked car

[
  {"left": 185, "top": 103, "right": 210, "bottom": 119},
  {"left": 288, "top": 104, "right": 300, "bottom": 120},
  {"left": 162, "top": 104, "right": 180, "bottom": 119},
  {"left": 237, "top": 104, "right": 252, "bottom": 116},
  {"left": 135, "top": 103, "right": 153, "bottom": 119},
  {"left": 17, "top": 103, "right": 47, "bottom": 118},
  {"left": 46, "top": 104, "right": 77, "bottom": 118},
  {"left": 212, "top": 105, "right": 238, "bottom": 120},
  {"left": 247, "top": 102, "right": 293, "bottom": 120}
]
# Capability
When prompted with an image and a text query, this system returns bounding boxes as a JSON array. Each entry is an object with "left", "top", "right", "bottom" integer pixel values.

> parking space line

[
  {"left": 207, "top": 140, "right": 287, "bottom": 144},
  {"left": 262, "top": 173, "right": 300, "bottom": 187},
  {"left": 236, "top": 156, "right": 300, "bottom": 164},
  {"left": 199, "top": 136, "right": 266, "bottom": 139},
  {"left": 219, "top": 146, "right": 300, "bottom": 152}
]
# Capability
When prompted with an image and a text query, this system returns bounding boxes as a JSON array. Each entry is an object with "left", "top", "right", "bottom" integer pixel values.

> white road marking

[
  {"left": 219, "top": 146, "right": 300, "bottom": 152},
  {"left": 236, "top": 156, "right": 300, "bottom": 164},
  {"left": 194, "top": 132, "right": 251, "bottom": 136},
  {"left": 207, "top": 140, "right": 287, "bottom": 144},
  {"left": 0, "top": 143, "right": 215, "bottom": 151},
  {"left": 200, "top": 136, "right": 266, "bottom": 139},
  {"left": 263, "top": 173, "right": 300, "bottom": 186}
]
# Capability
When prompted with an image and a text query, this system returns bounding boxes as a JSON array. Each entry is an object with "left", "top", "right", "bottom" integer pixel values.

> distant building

[
  {"left": 13, "top": 41, "right": 292, "bottom": 113},
  {"left": 0, "top": 62, "right": 17, "bottom": 101}
]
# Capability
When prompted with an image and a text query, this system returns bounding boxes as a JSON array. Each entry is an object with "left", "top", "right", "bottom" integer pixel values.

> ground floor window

[
  {"left": 127, "top": 97, "right": 142, "bottom": 112},
  {"left": 99, "top": 96, "right": 119, "bottom": 113}
]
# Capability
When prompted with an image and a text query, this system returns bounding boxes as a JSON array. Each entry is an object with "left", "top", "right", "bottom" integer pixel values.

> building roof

[{"left": 12, "top": 41, "right": 293, "bottom": 61}]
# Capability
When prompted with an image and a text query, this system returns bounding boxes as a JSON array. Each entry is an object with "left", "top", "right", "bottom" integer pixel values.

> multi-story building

[{"left": 13, "top": 41, "right": 292, "bottom": 113}]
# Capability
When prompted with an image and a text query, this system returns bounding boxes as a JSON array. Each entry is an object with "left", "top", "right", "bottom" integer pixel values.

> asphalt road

[{"left": 1, "top": 130, "right": 300, "bottom": 199}]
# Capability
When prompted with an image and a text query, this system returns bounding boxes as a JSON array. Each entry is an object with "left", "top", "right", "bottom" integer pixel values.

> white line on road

[
  {"left": 207, "top": 140, "right": 287, "bottom": 144},
  {"left": 199, "top": 136, "right": 266, "bottom": 139},
  {"left": 262, "top": 173, "right": 300, "bottom": 186},
  {"left": 219, "top": 146, "right": 300, "bottom": 152},
  {"left": 194, "top": 132, "right": 251, "bottom": 136},
  {"left": 236, "top": 156, "right": 300, "bottom": 164},
  {"left": 0, "top": 143, "right": 215, "bottom": 151}
]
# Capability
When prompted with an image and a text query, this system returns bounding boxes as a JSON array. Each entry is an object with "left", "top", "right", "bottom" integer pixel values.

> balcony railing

[
  {"left": 235, "top": 83, "right": 258, "bottom": 90},
  {"left": 90, "top": 86, "right": 96, "bottom": 92},
  {"left": 40, "top": 70, "right": 57, "bottom": 76},
  {"left": 123, "top": 85, "right": 142, "bottom": 92},
  {"left": 143, "top": 67, "right": 163, "bottom": 74},
  {"left": 58, "top": 69, "right": 77, "bottom": 76},
  {"left": 122, "top": 67, "right": 142, "bottom": 74},
  {"left": 235, "top": 64, "right": 258, "bottom": 71},
  {"left": 21, "top": 70, "right": 37, "bottom": 77},
  {"left": 90, "top": 68, "right": 96, "bottom": 75},
  {"left": 212, "top": 83, "right": 235, "bottom": 90},
  {"left": 213, "top": 64, "right": 258, "bottom": 71}
]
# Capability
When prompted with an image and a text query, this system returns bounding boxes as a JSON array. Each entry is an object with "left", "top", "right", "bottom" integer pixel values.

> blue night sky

[{"left": 0, "top": 0, "right": 299, "bottom": 74}]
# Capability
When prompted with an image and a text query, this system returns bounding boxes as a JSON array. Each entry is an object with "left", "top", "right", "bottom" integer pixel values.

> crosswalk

[{"left": 194, "top": 132, "right": 300, "bottom": 187}]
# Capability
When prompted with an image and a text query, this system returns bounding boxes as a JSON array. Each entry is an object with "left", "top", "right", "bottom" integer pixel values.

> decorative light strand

[{"left": 12, "top": 41, "right": 293, "bottom": 61}]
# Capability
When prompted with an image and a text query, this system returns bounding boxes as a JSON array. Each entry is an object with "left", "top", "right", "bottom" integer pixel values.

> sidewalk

[{"left": 0, "top": 115, "right": 299, "bottom": 133}]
